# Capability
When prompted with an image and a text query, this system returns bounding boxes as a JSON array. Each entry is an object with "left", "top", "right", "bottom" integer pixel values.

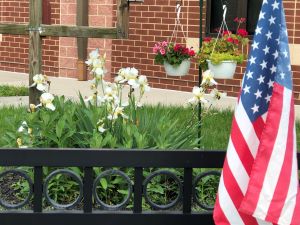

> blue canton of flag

[{"left": 241, "top": 0, "right": 292, "bottom": 122}]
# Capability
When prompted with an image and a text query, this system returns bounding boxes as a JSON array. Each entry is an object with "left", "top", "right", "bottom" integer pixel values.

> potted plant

[
  {"left": 153, "top": 41, "right": 195, "bottom": 76},
  {"left": 198, "top": 18, "right": 249, "bottom": 79}
]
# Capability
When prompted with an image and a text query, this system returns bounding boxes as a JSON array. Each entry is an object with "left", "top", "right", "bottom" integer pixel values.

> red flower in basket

[
  {"left": 237, "top": 29, "right": 248, "bottom": 37},
  {"left": 153, "top": 41, "right": 195, "bottom": 66}
]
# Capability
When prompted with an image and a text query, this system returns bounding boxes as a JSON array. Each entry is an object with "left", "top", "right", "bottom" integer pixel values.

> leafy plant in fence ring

[
  {"left": 43, "top": 169, "right": 83, "bottom": 210},
  {"left": 93, "top": 169, "right": 133, "bottom": 210},
  {"left": 0, "top": 169, "right": 33, "bottom": 209},
  {"left": 143, "top": 169, "right": 183, "bottom": 210}
]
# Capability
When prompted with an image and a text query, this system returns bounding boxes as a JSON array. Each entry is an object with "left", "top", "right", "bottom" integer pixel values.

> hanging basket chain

[
  {"left": 210, "top": 5, "right": 230, "bottom": 56},
  {"left": 168, "top": 3, "right": 188, "bottom": 44}
]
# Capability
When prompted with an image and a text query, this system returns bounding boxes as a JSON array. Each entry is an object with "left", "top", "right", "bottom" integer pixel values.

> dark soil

[{"left": 0, "top": 173, "right": 26, "bottom": 206}]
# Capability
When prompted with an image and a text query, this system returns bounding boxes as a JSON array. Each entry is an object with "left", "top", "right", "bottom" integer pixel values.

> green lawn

[{"left": 0, "top": 85, "right": 29, "bottom": 97}]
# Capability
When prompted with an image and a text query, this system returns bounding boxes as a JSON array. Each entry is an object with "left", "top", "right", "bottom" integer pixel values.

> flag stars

[
  {"left": 260, "top": 60, "right": 268, "bottom": 70},
  {"left": 254, "top": 89, "right": 263, "bottom": 99},
  {"left": 246, "top": 70, "right": 253, "bottom": 79},
  {"left": 282, "top": 49, "right": 288, "bottom": 58},
  {"left": 270, "top": 65, "right": 277, "bottom": 74},
  {"left": 257, "top": 75, "right": 265, "bottom": 84},
  {"left": 243, "top": 85, "right": 251, "bottom": 94},
  {"left": 259, "top": 11, "right": 265, "bottom": 21},
  {"left": 268, "top": 79, "right": 274, "bottom": 88},
  {"left": 272, "top": 0, "right": 279, "bottom": 10},
  {"left": 263, "top": 46, "right": 270, "bottom": 55},
  {"left": 280, "top": 72, "right": 286, "bottom": 79},
  {"left": 265, "top": 31, "right": 272, "bottom": 40},
  {"left": 269, "top": 16, "right": 276, "bottom": 25},
  {"left": 288, "top": 64, "right": 292, "bottom": 71},
  {"left": 263, "top": 0, "right": 268, "bottom": 5},
  {"left": 276, "top": 37, "right": 280, "bottom": 44},
  {"left": 255, "top": 26, "right": 262, "bottom": 35},
  {"left": 265, "top": 94, "right": 271, "bottom": 103},
  {"left": 252, "top": 41, "right": 259, "bottom": 50},
  {"left": 251, "top": 104, "right": 260, "bottom": 114},
  {"left": 273, "top": 50, "right": 279, "bottom": 59},
  {"left": 249, "top": 56, "right": 256, "bottom": 65}
]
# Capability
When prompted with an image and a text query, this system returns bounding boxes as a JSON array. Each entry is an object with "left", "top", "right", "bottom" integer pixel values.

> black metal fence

[{"left": 0, "top": 149, "right": 299, "bottom": 225}]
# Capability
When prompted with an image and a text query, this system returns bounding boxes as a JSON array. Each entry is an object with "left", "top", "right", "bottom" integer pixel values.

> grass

[
  {"left": 0, "top": 85, "right": 29, "bottom": 97},
  {"left": 0, "top": 104, "right": 299, "bottom": 150}
]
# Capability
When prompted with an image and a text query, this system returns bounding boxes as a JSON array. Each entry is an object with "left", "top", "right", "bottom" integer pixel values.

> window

[{"left": 206, "top": 0, "right": 263, "bottom": 35}]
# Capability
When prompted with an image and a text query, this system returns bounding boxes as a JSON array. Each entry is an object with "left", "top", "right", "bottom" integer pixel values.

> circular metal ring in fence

[
  {"left": 143, "top": 170, "right": 183, "bottom": 210},
  {"left": 0, "top": 169, "right": 33, "bottom": 209},
  {"left": 93, "top": 169, "right": 133, "bottom": 210},
  {"left": 193, "top": 171, "right": 221, "bottom": 211},
  {"left": 44, "top": 169, "right": 83, "bottom": 209}
]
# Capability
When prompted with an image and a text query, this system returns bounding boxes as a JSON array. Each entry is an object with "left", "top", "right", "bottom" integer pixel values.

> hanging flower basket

[
  {"left": 207, "top": 60, "right": 237, "bottom": 79},
  {"left": 164, "top": 59, "right": 191, "bottom": 77}
]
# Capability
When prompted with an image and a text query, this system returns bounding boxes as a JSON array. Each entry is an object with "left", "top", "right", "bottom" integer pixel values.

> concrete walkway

[
  {"left": 3, "top": 71, "right": 300, "bottom": 119},
  {"left": 0, "top": 71, "right": 238, "bottom": 110}
]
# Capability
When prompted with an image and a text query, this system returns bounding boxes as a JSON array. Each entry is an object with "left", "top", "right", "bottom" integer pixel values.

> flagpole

[{"left": 198, "top": 0, "right": 203, "bottom": 148}]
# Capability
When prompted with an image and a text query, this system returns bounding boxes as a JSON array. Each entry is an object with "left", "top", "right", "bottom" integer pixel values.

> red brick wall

[
  {"left": 111, "top": 0, "right": 300, "bottom": 103},
  {"left": 112, "top": 0, "right": 200, "bottom": 92},
  {"left": 59, "top": 0, "right": 114, "bottom": 79},
  {"left": 0, "top": 0, "right": 60, "bottom": 76}
]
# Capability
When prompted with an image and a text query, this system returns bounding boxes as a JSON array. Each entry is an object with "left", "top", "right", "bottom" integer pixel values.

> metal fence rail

[{"left": 0, "top": 149, "right": 299, "bottom": 225}]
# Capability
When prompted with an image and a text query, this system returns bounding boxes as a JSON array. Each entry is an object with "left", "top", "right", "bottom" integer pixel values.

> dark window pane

[
  {"left": 210, "top": 0, "right": 239, "bottom": 33},
  {"left": 247, "top": 0, "right": 263, "bottom": 34},
  {"left": 207, "top": 0, "right": 263, "bottom": 36}
]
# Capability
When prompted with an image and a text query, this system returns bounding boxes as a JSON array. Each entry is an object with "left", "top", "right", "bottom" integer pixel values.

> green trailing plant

[{"left": 198, "top": 17, "right": 249, "bottom": 70}]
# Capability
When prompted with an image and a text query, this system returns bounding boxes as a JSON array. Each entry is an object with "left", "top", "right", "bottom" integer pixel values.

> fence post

[
  {"left": 133, "top": 167, "right": 143, "bottom": 213},
  {"left": 183, "top": 168, "right": 193, "bottom": 213},
  {"left": 33, "top": 166, "right": 43, "bottom": 212}
]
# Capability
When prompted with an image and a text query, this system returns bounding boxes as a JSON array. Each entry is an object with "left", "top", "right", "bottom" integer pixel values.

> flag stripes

[{"left": 266, "top": 96, "right": 295, "bottom": 223}]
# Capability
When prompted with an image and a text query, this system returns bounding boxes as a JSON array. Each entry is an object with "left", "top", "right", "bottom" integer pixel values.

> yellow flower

[{"left": 17, "top": 138, "right": 22, "bottom": 147}]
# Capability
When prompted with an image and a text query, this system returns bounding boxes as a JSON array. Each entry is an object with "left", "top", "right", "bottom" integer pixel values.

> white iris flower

[
  {"left": 39, "top": 93, "right": 56, "bottom": 111},
  {"left": 201, "top": 70, "right": 217, "bottom": 86},
  {"left": 188, "top": 86, "right": 208, "bottom": 104},
  {"left": 30, "top": 74, "right": 49, "bottom": 92}
]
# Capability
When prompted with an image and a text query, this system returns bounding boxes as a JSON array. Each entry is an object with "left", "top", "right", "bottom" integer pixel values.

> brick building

[{"left": 0, "top": 0, "right": 299, "bottom": 102}]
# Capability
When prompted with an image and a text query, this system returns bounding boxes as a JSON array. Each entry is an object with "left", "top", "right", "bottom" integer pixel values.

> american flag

[{"left": 213, "top": 0, "right": 300, "bottom": 224}]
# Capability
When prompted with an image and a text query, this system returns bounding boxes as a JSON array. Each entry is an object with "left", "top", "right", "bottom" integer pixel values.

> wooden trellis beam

[
  {"left": 0, "top": 24, "right": 28, "bottom": 35},
  {"left": 117, "top": 0, "right": 129, "bottom": 38},
  {"left": 0, "top": 0, "right": 129, "bottom": 105},
  {"left": 0, "top": 24, "right": 118, "bottom": 38},
  {"left": 77, "top": 0, "right": 89, "bottom": 81},
  {"left": 41, "top": 25, "right": 118, "bottom": 38}
]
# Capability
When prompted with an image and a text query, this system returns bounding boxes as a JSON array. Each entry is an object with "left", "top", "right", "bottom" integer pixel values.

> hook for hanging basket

[
  {"left": 222, "top": 5, "right": 227, "bottom": 21},
  {"left": 176, "top": 3, "right": 182, "bottom": 24},
  {"left": 168, "top": 2, "right": 188, "bottom": 44}
]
